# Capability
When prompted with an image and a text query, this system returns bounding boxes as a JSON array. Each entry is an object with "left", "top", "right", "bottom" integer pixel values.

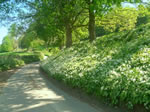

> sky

[{"left": 0, "top": 0, "right": 149, "bottom": 45}]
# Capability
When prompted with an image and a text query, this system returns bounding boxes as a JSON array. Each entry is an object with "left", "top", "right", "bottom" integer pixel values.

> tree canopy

[{"left": 0, "top": 0, "right": 143, "bottom": 49}]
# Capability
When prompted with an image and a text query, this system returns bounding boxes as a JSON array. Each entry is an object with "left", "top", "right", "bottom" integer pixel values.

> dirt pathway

[
  {"left": 0, "top": 63, "right": 104, "bottom": 112},
  {"left": 0, "top": 69, "right": 18, "bottom": 94}
]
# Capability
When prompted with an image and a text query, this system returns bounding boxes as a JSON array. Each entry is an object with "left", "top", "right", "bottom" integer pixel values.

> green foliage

[
  {"left": 0, "top": 51, "right": 44, "bottom": 72},
  {"left": 73, "top": 27, "right": 89, "bottom": 43},
  {"left": 19, "top": 29, "right": 36, "bottom": 49},
  {"left": 30, "top": 39, "right": 45, "bottom": 50},
  {"left": 49, "top": 47, "right": 60, "bottom": 55},
  {"left": 9, "top": 23, "right": 18, "bottom": 38},
  {"left": 35, "top": 0, "right": 88, "bottom": 47},
  {"left": 136, "top": 5, "right": 150, "bottom": 26},
  {"left": 0, "top": 0, "right": 142, "bottom": 48},
  {"left": 0, "top": 23, "right": 24, "bottom": 52},
  {"left": 0, "top": 56, "right": 24, "bottom": 71},
  {"left": 95, "top": 26, "right": 110, "bottom": 37},
  {"left": 98, "top": 7, "right": 138, "bottom": 32},
  {"left": 41, "top": 23, "right": 150, "bottom": 111},
  {"left": 0, "top": 35, "right": 14, "bottom": 52},
  {"left": 138, "top": 4, "right": 150, "bottom": 18}
]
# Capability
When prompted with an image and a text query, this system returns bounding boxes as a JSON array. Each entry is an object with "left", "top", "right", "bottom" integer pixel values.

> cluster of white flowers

[{"left": 41, "top": 23, "right": 150, "bottom": 110}]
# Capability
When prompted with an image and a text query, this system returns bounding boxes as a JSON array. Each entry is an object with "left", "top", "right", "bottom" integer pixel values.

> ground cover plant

[{"left": 41, "top": 23, "right": 150, "bottom": 111}]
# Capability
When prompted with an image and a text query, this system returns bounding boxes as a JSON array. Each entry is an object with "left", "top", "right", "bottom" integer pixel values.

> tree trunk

[
  {"left": 89, "top": 7, "right": 96, "bottom": 42},
  {"left": 66, "top": 24, "right": 72, "bottom": 48},
  {"left": 59, "top": 36, "right": 64, "bottom": 50},
  {"left": 46, "top": 39, "right": 50, "bottom": 51}
]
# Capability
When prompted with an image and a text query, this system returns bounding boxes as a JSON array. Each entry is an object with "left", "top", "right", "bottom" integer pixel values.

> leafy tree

[
  {"left": 99, "top": 7, "right": 138, "bottom": 32},
  {"left": 30, "top": 39, "right": 45, "bottom": 50},
  {"left": 136, "top": 4, "right": 150, "bottom": 26},
  {"left": 0, "top": 0, "right": 20, "bottom": 25},
  {"left": 73, "top": 27, "right": 89, "bottom": 42},
  {"left": 0, "top": 0, "right": 142, "bottom": 49},
  {"left": 8, "top": 23, "right": 18, "bottom": 50},
  {"left": 44, "top": 0, "right": 87, "bottom": 47},
  {"left": 25, "top": 0, "right": 88, "bottom": 48},
  {"left": 19, "top": 24, "right": 37, "bottom": 50},
  {"left": 80, "top": 0, "right": 141, "bottom": 41},
  {"left": 3, "top": 23, "right": 24, "bottom": 50},
  {"left": 18, "top": 1, "right": 64, "bottom": 49},
  {"left": 1, "top": 35, "right": 14, "bottom": 52},
  {"left": 8, "top": 23, "right": 18, "bottom": 38}
]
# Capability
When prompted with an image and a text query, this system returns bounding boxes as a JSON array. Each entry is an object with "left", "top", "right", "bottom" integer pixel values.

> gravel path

[{"left": 0, "top": 63, "right": 103, "bottom": 112}]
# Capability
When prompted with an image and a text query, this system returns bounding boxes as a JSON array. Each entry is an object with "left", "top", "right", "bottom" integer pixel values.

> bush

[
  {"left": 21, "top": 54, "right": 42, "bottom": 64},
  {"left": 0, "top": 51, "right": 44, "bottom": 71},
  {"left": 10, "top": 58, "right": 25, "bottom": 67}
]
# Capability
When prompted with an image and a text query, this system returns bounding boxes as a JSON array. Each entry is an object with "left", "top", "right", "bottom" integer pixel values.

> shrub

[{"left": 0, "top": 51, "right": 44, "bottom": 71}]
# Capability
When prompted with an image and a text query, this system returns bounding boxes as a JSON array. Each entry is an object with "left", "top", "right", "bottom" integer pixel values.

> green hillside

[{"left": 41, "top": 23, "right": 150, "bottom": 110}]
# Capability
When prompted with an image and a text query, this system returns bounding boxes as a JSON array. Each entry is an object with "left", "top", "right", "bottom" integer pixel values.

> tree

[
  {"left": 25, "top": 0, "right": 88, "bottom": 48},
  {"left": 46, "top": 0, "right": 87, "bottom": 47},
  {"left": 30, "top": 39, "right": 45, "bottom": 50},
  {"left": 136, "top": 4, "right": 150, "bottom": 26},
  {"left": 8, "top": 23, "right": 18, "bottom": 38},
  {"left": 1, "top": 35, "right": 14, "bottom": 52},
  {"left": 81, "top": 0, "right": 141, "bottom": 41},
  {"left": 0, "top": 0, "right": 142, "bottom": 48},
  {"left": 19, "top": 26, "right": 36, "bottom": 50},
  {"left": 99, "top": 7, "right": 138, "bottom": 32}
]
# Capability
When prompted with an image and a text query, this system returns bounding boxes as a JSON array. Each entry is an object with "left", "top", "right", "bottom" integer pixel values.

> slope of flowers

[{"left": 41, "top": 24, "right": 150, "bottom": 110}]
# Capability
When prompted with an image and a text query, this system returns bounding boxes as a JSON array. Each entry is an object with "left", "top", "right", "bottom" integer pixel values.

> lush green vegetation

[
  {"left": 0, "top": 51, "right": 44, "bottom": 72},
  {"left": 1, "top": 0, "right": 150, "bottom": 111},
  {"left": 41, "top": 23, "right": 150, "bottom": 110},
  {"left": 0, "top": 0, "right": 142, "bottom": 50}
]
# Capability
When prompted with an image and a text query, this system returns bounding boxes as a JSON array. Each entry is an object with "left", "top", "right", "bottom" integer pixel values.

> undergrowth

[{"left": 41, "top": 23, "right": 150, "bottom": 111}]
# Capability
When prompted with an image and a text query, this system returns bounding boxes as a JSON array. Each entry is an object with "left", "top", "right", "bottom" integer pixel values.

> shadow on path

[{"left": 0, "top": 63, "right": 101, "bottom": 112}]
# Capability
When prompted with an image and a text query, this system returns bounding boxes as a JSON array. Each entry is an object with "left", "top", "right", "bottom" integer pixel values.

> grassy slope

[{"left": 41, "top": 24, "right": 150, "bottom": 110}]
